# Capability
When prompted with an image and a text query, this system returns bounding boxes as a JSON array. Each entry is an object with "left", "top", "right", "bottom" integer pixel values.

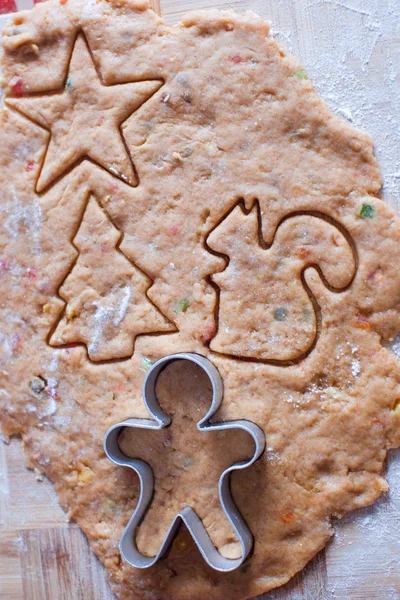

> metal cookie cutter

[{"left": 104, "top": 352, "right": 265, "bottom": 572}]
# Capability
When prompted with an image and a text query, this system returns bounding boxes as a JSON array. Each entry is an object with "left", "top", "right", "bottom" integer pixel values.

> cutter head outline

[{"left": 104, "top": 352, "right": 265, "bottom": 572}]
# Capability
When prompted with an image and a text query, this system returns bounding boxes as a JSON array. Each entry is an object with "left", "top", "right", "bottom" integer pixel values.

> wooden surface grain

[{"left": 1, "top": 1, "right": 400, "bottom": 599}]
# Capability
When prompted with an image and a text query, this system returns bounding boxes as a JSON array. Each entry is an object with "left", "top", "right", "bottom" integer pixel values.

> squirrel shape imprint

[{"left": 206, "top": 202, "right": 357, "bottom": 362}]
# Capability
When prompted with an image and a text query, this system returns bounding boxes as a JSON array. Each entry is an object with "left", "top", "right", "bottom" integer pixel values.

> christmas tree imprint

[
  {"left": 206, "top": 202, "right": 357, "bottom": 362},
  {"left": 50, "top": 196, "right": 174, "bottom": 361}
]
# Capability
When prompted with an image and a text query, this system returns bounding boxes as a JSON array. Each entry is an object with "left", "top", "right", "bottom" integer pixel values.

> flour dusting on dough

[
  {"left": 269, "top": 0, "right": 400, "bottom": 207},
  {"left": 88, "top": 284, "right": 132, "bottom": 355},
  {"left": 1, "top": 188, "right": 42, "bottom": 254},
  {"left": 327, "top": 452, "right": 400, "bottom": 599},
  {"left": 351, "top": 359, "right": 360, "bottom": 378},
  {"left": 0, "top": 2, "right": 400, "bottom": 600}
]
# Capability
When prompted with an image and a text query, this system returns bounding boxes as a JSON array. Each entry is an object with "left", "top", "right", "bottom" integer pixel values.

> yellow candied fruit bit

[
  {"left": 34, "top": 467, "right": 44, "bottom": 482},
  {"left": 79, "top": 466, "right": 94, "bottom": 483},
  {"left": 103, "top": 391, "right": 115, "bottom": 403},
  {"left": 104, "top": 556, "right": 120, "bottom": 569},
  {"left": 393, "top": 399, "right": 400, "bottom": 414},
  {"left": 67, "top": 308, "right": 78, "bottom": 320},
  {"left": 95, "top": 521, "right": 112, "bottom": 539},
  {"left": 160, "top": 476, "right": 174, "bottom": 492},
  {"left": 20, "top": 42, "right": 39, "bottom": 56},
  {"left": 43, "top": 304, "right": 51, "bottom": 314},
  {"left": 374, "top": 478, "right": 389, "bottom": 493}
]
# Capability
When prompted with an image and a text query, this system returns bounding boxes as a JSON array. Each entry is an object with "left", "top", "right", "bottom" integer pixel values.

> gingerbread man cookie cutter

[{"left": 104, "top": 353, "right": 265, "bottom": 572}]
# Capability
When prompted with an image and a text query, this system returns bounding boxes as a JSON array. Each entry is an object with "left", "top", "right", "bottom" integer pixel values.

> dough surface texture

[{"left": 1, "top": 1, "right": 400, "bottom": 599}]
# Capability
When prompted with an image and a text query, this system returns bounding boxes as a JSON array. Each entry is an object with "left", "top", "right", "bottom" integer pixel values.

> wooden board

[{"left": 1, "top": 1, "right": 400, "bottom": 598}]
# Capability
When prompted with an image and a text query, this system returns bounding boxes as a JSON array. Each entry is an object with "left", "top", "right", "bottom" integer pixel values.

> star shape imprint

[{"left": 7, "top": 34, "right": 163, "bottom": 192}]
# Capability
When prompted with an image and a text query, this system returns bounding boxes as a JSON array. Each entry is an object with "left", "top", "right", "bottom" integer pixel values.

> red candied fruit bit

[
  {"left": 46, "top": 384, "right": 59, "bottom": 399},
  {"left": 0, "top": 259, "right": 10, "bottom": 273},
  {"left": 109, "top": 181, "right": 120, "bottom": 192},
  {"left": 26, "top": 161, "right": 35, "bottom": 172},
  {"left": 26, "top": 268, "right": 37, "bottom": 280},
  {"left": 231, "top": 55, "right": 242, "bottom": 64},
  {"left": 60, "top": 0, "right": 68, "bottom": 5},
  {"left": 201, "top": 324, "right": 216, "bottom": 344},
  {"left": 11, "top": 77, "right": 24, "bottom": 97},
  {"left": 367, "top": 269, "right": 383, "bottom": 284},
  {"left": 11, "top": 333, "right": 22, "bottom": 352},
  {"left": 167, "top": 225, "right": 179, "bottom": 236},
  {"left": 360, "top": 165, "right": 370, "bottom": 177},
  {"left": 0, "top": 0, "right": 17, "bottom": 15},
  {"left": 296, "top": 246, "right": 310, "bottom": 259},
  {"left": 37, "top": 278, "right": 52, "bottom": 294},
  {"left": 371, "top": 418, "right": 384, "bottom": 429}
]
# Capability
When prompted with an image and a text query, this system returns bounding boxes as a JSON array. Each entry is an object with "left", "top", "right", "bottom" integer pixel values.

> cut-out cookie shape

[
  {"left": 105, "top": 353, "right": 265, "bottom": 572},
  {"left": 6, "top": 34, "right": 163, "bottom": 192},
  {"left": 50, "top": 196, "right": 174, "bottom": 361},
  {"left": 207, "top": 202, "right": 356, "bottom": 362}
]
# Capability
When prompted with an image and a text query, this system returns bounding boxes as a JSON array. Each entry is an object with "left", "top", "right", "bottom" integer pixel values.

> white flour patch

[
  {"left": 0, "top": 332, "right": 12, "bottom": 358},
  {"left": 391, "top": 334, "right": 400, "bottom": 362},
  {"left": 88, "top": 283, "right": 132, "bottom": 355},
  {"left": 38, "top": 396, "right": 57, "bottom": 418},
  {"left": 48, "top": 349, "right": 61, "bottom": 373},
  {"left": 80, "top": 0, "right": 104, "bottom": 20},
  {"left": 268, "top": 0, "right": 400, "bottom": 207},
  {"left": 115, "top": 284, "right": 132, "bottom": 326},
  {"left": 0, "top": 441, "right": 10, "bottom": 528},
  {"left": 326, "top": 450, "right": 400, "bottom": 599},
  {"left": 53, "top": 414, "right": 72, "bottom": 429},
  {"left": 0, "top": 188, "right": 42, "bottom": 254},
  {"left": 351, "top": 359, "right": 360, "bottom": 377}
]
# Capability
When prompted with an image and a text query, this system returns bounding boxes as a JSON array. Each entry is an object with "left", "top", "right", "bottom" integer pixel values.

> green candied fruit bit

[
  {"left": 359, "top": 203, "right": 375, "bottom": 219},
  {"left": 65, "top": 77, "right": 72, "bottom": 89},
  {"left": 293, "top": 68, "right": 309, "bottom": 80},
  {"left": 274, "top": 307, "right": 288, "bottom": 322},
  {"left": 141, "top": 357, "right": 154, "bottom": 371},
  {"left": 173, "top": 297, "right": 191, "bottom": 313}
]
